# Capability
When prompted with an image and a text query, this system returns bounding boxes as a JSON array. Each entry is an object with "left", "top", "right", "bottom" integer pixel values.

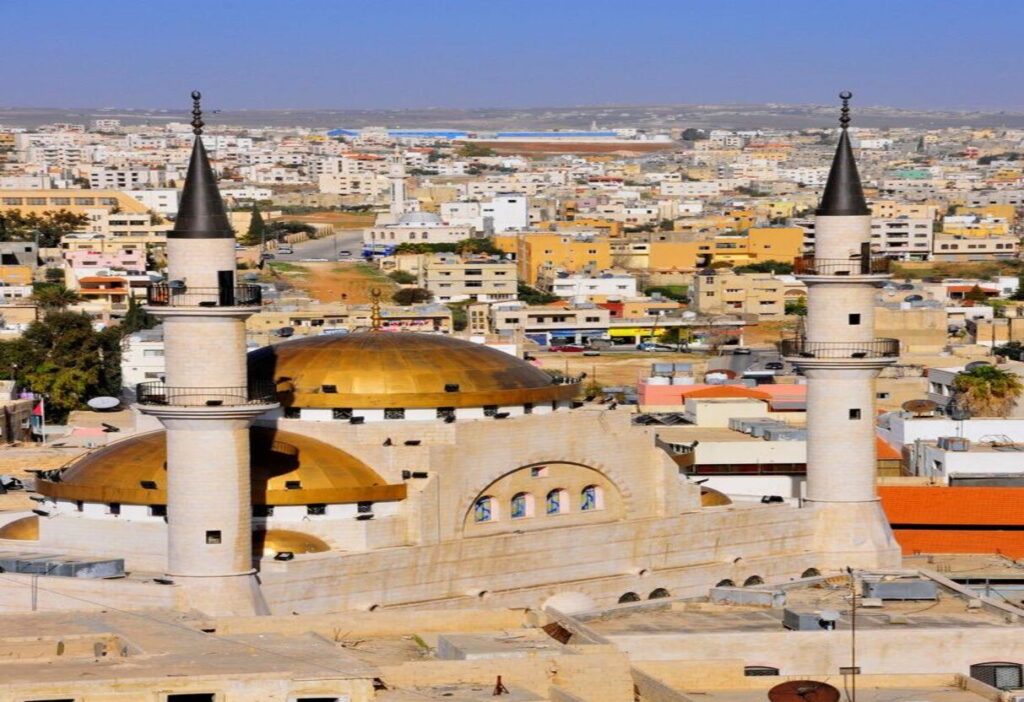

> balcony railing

[
  {"left": 135, "top": 380, "right": 278, "bottom": 407},
  {"left": 780, "top": 337, "right": 900, "bottom": 359},
  {"left": 146, "top": 284, "right": 262, "bottom": 308},
  {"left": 793, "top": 256, "right": 891, "bottom": 276}
]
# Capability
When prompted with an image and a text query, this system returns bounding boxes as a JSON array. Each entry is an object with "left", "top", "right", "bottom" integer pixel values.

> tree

[
  {"left": 0, "top": 311, "right": 121, "bottom": 422},
  {"left": 659, "top": 219, "right": 675, "bottom": 232},
  {"left": 121, "top": 296, "right": 157, "bottom": 334},
  {"left": 458, "top": 143, "right": 496, "bottom": 158},
  {"left": 242, "top": 203, "right": 266, "bottom": 247},
  {"left": 785, "top": 297, "right": 807, "bottom": 316},
  {"left": 1011, "top": 274, "right": 1024, "bottom": 301},
  {"left": 388, "top": 270, "right": 417, "bottom": 284},
  {"left": 735, "top": 260, "right": 794, "bottom": 274},
  {"left": 964, "top": 284, "right": 988, "bottom": 303},
  {"left": 392, "top": 287, "right": 433, "bottom": 305},
  {"left": 517, "top": 283, "right": 558, "bottom": 305},
  {"left": 0, "top": 209, "right": 90, "bottom": 248},
  {"left": 32, "top": 284, "right": 81, "bottom": 310},
  {"left": 44, "top": 267, "right": 65, "bottom": 284},
  {"left": 953, "top": 364, "right": 1024, "bottom": 417}
]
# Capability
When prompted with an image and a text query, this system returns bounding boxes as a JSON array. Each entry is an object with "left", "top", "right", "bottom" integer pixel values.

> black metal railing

[
  {"left": 135, "top": 380, "right": 278, "bottom": 407},
  {"left": 793, "top": 256, "right": 891, "bottom": 276},
  {"left": 146, "top": 284, "right": 263, "bottom": 308},
  {"left": 780, "top": 337, "right": 900, "bottom": 359}
]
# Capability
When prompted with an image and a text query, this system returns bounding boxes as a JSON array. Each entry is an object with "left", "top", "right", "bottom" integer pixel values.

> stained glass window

[
  {"left": 474, "top": 496, "right": 493, "bottom": 523},
  {"left": 511, "top": 492, "right": 529, "bottom": 519},
  {"left": 546, "top": 489, "right": 563, "bottom": 515},
  {"left": 581, "top": 485, "right": 598, "bottom": 511}
]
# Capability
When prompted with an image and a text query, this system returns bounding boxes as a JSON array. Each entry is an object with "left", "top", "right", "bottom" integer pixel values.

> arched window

[
  {"left": 801, "top": 567, "right": 821, "bottom": 578},
  {"left": 511, "top": 492, "right": 533, "bottom": 519},
  {"left": 971, "top": 662, "right": 1023, "bottom": 690},
  {"left": 744, "top": 575, "right": 765, "bottom": 587},
  {"left": 744, "top": 666, "right": 780, "bottom": 677},
  {"left": 581, "top": 485, "right": 603, "bottom": 511},
  {"left": 546, "top": 488, "right": 567, "bottom": 515},
  {"left": 716, "top": 579, "right": 735, "bottom": 587},
  {"left": 618, "top": 592, "right": 640, "bottom": 604},
  {"left": 648, "top": 588, "right": 671, "bottom": 599},
  {"left": 474, "top": 496, "right": 496, "bottom": 523}
]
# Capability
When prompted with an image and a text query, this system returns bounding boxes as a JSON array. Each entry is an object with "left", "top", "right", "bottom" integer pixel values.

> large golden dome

[
  {"left": 248, "top": 332, "right": 579, "bottom": 409},
  {"left": 36, "top": 427, "right": 405, "bottom": 506}
]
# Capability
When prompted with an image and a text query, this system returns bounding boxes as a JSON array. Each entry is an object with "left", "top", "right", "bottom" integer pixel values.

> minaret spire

[
  {"left": 816, "top": 91, "right": 870, "bottom": 217},
  {"left": 172, "top": 90, "right": 233, "bottom": 239}
]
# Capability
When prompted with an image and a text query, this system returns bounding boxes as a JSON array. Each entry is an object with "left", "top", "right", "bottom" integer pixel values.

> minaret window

[
  {"left": 848, "top": 314, "right": 861, "bottom": 325},
  {"left": 849, "top": 409, "right": 862, "bottom": 420},
  {"left": 474, "top": 496, "right": 495, "bottom": 523},
  {"left": 546, "top": 489, "right": 567, "bottom": 515},
  {"left": 511, "top": 492, "right": 532, "bottom": 519},
  {"left": 205, "top": 530, "right": 222, "bottom": 545}
]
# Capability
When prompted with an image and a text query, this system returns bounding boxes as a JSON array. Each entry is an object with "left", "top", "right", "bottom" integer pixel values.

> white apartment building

[
  {"left": 659, "top": 181, "right": 721, "bottom": 198},
  {"left": 121, "top": 329, "right": 165, "bottom": 396},
  {"left": 87, "top": 167, "right": 160, "bottom": 190},
  {"left": 870, "top": 217, "right": 933, "bottom": 259},
  {"left": 440, "top": 194, "right": 529, "bottom": 233},
  {"left": 126, "top": 189, "right": 180, "bottom": 217},
  {"left": 542, "top": 272, "right": 638, "bottom": 301},
  {"left": 365, "top": 212, "right": 474, "bottom": 252}
]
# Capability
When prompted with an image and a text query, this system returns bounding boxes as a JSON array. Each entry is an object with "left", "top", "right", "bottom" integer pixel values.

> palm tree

[
  {"left": 953, "top": 365, "right": 1024, "bottom": 417},
  {"left": 33, "top": 285, "right": 81, "bottom": 310}
]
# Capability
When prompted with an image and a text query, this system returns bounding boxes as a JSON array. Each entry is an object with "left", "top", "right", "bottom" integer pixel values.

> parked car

[
  {"left": 338, "top": 250, "right": 352, "bottom": 258},
  {"left": 765, "top": 361, "right": 785, "bottom": 370},
  {"left": 549, "top": 344, "right": 586, "bottom": 353},
  {"left": 260, "top": 252, "right": 275, "bottom": 260},
  {"left": 277, "top": 246, "right": 294, "bottom": 255},
  {"left": 582, "top": 350, "right": 601, "bottom": 357}
]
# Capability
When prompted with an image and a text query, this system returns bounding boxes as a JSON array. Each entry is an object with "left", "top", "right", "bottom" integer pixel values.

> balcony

[
  {"left": 780, "top": 337, "right": 900, "bottom": 359},
  {"left": 793, "top": 256, "right": 891, "bottom": 276},
  {"left": 146, "top": 284, "right": 262, "bottom": 308},
  {"left": 135, "top": 380, "right": 277, "bottom": 407}
]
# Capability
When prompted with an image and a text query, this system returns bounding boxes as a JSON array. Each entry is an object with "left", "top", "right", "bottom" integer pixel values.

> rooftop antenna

[{"left": 190, "top": 90, "right": 204, "bottom": 135}]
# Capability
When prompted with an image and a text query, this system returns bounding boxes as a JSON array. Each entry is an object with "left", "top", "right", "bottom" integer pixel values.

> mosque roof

[
  {"left": 248, "top": 332, "right": 580, "bottom": 409},
  {"left": 35, "top": 427, "right": 405, "bottom": 506}
]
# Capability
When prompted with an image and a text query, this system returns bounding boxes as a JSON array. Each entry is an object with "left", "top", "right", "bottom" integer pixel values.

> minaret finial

[
  {"left": 191, "top": 90, "right": 204, "bottom": 135},
  {"left": 370, "top": 288, "right": 382, "bottom": 331},
  {"left": 838, "top": 91, "right": 852, "bottom": 130}
]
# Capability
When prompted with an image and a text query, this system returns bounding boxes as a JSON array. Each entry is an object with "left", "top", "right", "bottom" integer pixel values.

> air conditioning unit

[{"left": 938, "top": 436, "right": 970, "bottom": 452}]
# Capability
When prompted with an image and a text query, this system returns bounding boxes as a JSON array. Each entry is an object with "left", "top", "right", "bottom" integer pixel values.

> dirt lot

[
  {"left": 534, "top": 351, "right": 709, "bottom": 387},
  {"left": 266, "top": 261, "right": 397, "bottom": 304}
]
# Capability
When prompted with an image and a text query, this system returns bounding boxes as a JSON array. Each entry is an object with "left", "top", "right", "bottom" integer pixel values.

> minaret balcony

[
  {"left": 146, "top": 283, "right": 263, "bottom": 309},
  {"left": 780, "top": 337, "right": 900, "bottom": 360},
  {"left": 793, "top": 256, "right": 891, "bottom": 279},
  {"left": 136, "top": 380, "right": 278, "bottom": 408}
]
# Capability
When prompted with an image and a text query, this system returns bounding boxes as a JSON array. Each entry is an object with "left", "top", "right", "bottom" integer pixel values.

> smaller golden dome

[
  {"left": 700, "top": 487, "right": 733, "bottom": 507},
  {"left": 0, "top": 515, "right": 39, "bottom": 540},
  {"left": 254, "top": 529, "right": 330, "bottom": 557}
]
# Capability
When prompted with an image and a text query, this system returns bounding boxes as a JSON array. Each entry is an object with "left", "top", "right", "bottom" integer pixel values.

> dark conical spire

[
  {"left": 816, "top": 91, "right": 870, "bottom": 217},
  {"left": 170, "top": 91, "right": 233, "bottom": 239}
]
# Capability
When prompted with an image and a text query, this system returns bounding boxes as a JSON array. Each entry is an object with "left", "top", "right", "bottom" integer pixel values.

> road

[{"left": 271, "top": 229, "right": 365, "bottom": 262}]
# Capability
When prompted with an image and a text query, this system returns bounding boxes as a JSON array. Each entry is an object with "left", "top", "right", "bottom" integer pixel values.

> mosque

[{"left": 0, "top": 93, "right": 900, "bottom": 617}]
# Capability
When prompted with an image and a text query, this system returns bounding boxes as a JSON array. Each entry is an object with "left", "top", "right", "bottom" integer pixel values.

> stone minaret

[
  {"left": 138, "top": 92, "right": 278, "bottom": 615},
  {"left": 785, "top": 92, "right": 901, "bottom": 569},
  {"left": 388, "top": 145, "right": 407, "bottom": 217}
]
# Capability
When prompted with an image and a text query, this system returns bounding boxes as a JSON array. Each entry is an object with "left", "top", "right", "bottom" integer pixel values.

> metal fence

[
  {"left": 793, "top": 257, "right": 891, "bottom": 276},
  {"left": 146, "top": 284, "right": 262, "bottom": 307},
  {"left": 135, "top": 380, "right": 277, "bottom": 407},
  {"left": 780, "top": 337, "right": 900, "bottom": 359}
]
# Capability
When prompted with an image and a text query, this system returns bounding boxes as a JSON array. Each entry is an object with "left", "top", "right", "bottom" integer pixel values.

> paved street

[{"left": 271, "top": 229, "right": 364, "bottom": 261}]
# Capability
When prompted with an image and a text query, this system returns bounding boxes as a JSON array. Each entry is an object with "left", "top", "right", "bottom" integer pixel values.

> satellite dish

[
  {"left": 904, "top": 294, "right": 924, "bottom": 302},
  {"left": 768, "top": 680, "right": 840, "bottom": 702},
  {"left": 87, "top": 396, "right": 121, "bottom": 411},
  {"left": 902, "top": 399, "right": 938, "bottom": 417},
  {"left": 965, "top": 360, "right": 991, "bottom": 372}
]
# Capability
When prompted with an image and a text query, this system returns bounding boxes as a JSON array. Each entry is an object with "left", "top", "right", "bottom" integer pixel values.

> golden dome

[
  {"left": 700, "top": 487, "right": 733, "bottom": 507},
  {"left": 248, "top": 332, "right": 580, "bottom": 409},
  {"left": 254, "top": 529, "right": 330, "bottom": 557},
  {"left": 36, "top": 427, "right": 406, "bottom": 506},
  {"left": 0, "top": 515, "right": 38, "bottom": 540}
]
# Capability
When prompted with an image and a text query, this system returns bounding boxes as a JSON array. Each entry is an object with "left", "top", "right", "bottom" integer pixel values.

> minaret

[
  {"left": 388, "top": 145, "right": 407, "bottom": 217},
  {"left": 137, "top": 92, "right": 278, "bottom": 615},
  {"left": 784, "top": 92, "right": 901, "bottom": 569}
]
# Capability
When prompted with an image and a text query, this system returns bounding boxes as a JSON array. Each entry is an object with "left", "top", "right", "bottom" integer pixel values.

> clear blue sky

[{"left": 3, "top": 0, "right": 1021, "bottom": 111}]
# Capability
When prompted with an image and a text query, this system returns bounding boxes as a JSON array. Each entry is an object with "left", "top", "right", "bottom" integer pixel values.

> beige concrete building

[
  {"left": 691, "top": 269, "right": 793, "bottom": 319},
  {"left": 419, "top": 253, "right": 518, "bottom": 303}
]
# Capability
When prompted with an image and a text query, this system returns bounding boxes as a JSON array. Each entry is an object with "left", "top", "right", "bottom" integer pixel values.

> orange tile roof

[
  {"left": 879, "top": 486, "right": 1024, "bottom": 557},
  {"left": 875, "top": 437, "right": 902, "bottom": 460}
]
